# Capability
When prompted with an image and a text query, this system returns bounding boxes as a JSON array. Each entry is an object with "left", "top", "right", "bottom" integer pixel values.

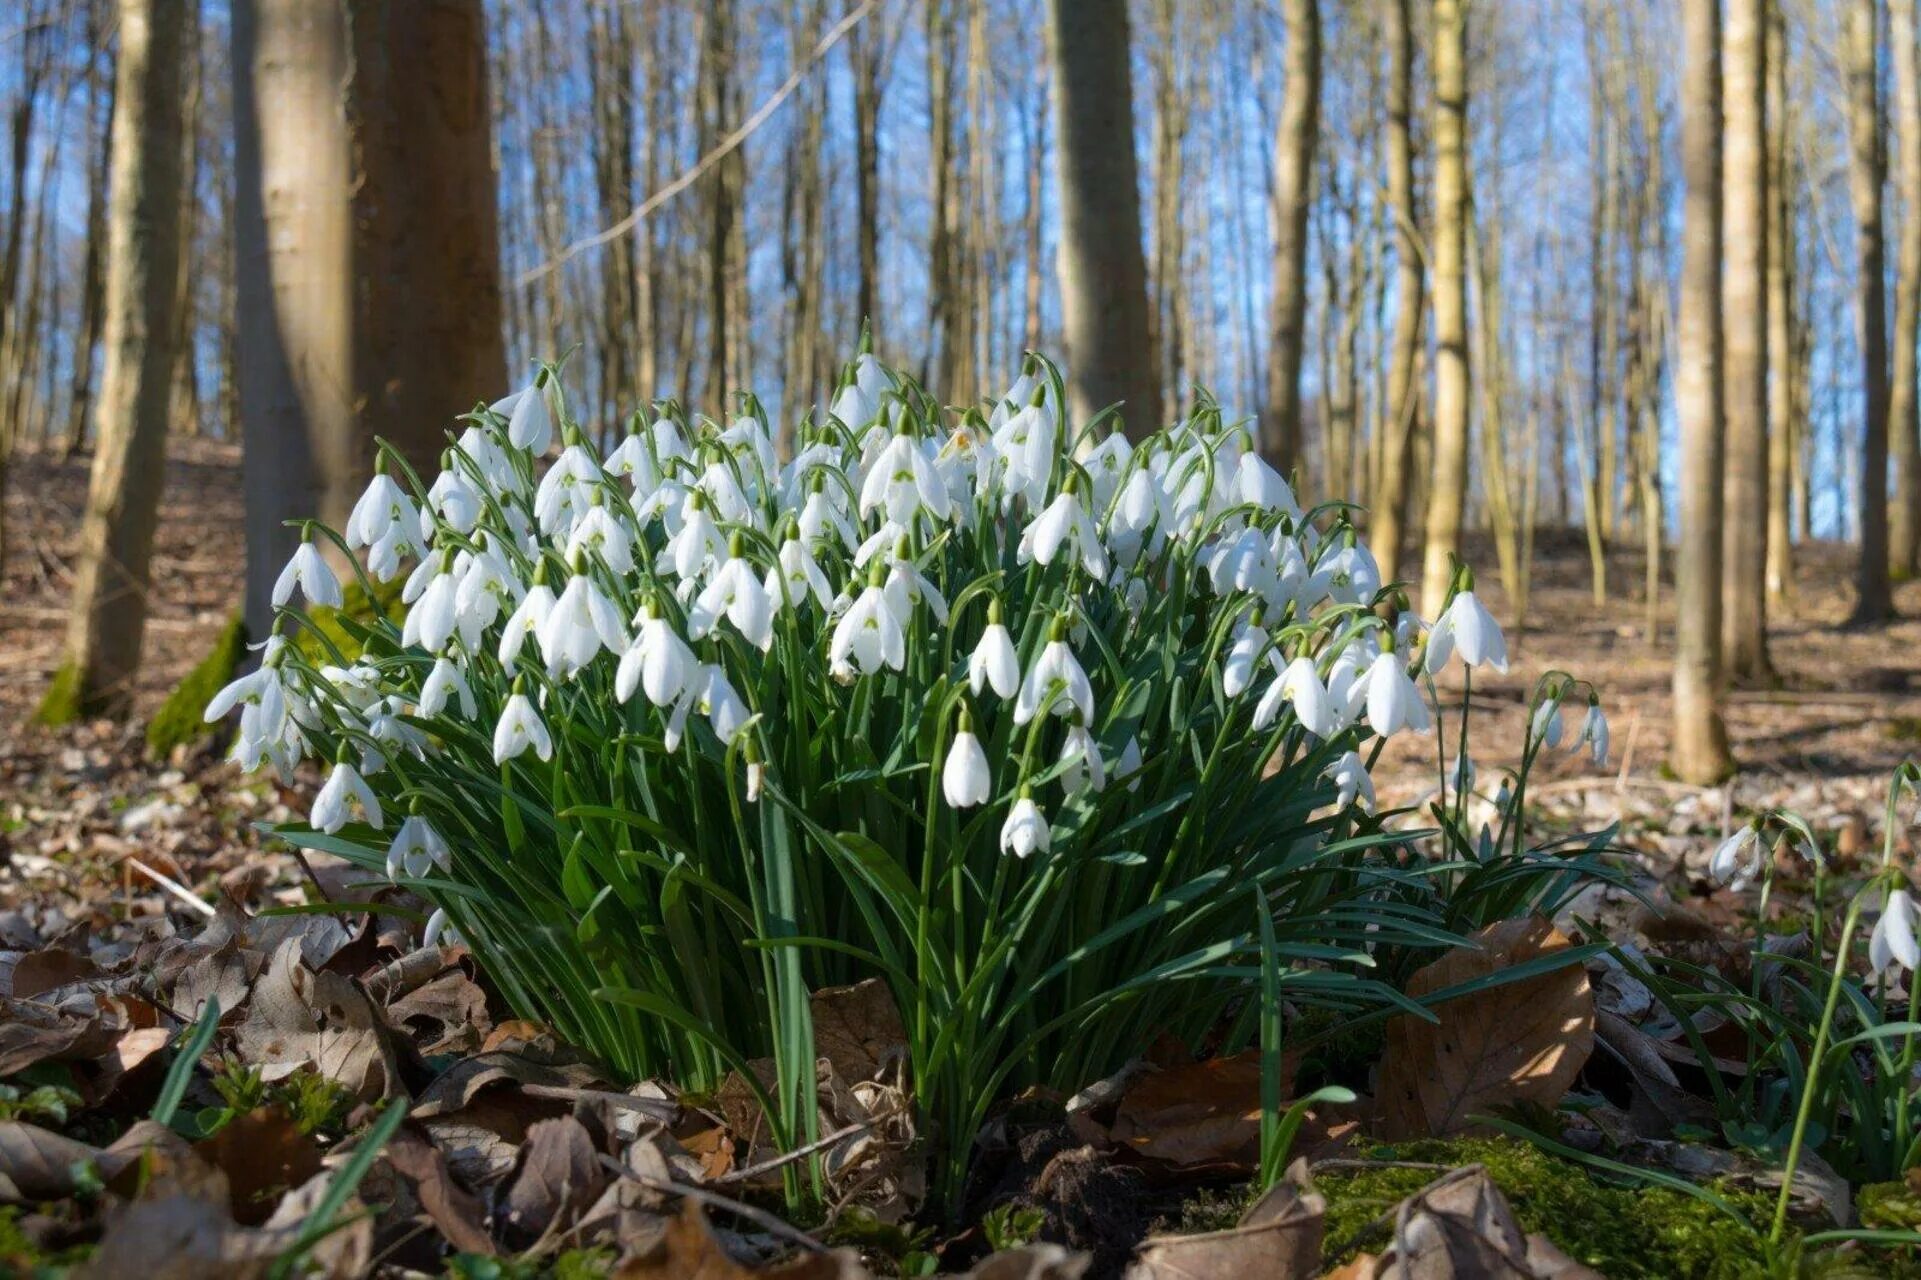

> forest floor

[{"left": 4, "top": 442, "right": 1921, "bottom": 1276}]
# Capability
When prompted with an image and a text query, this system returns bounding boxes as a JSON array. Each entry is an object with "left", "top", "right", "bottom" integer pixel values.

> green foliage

[
  {"left": 980, "top": 1202, "right": 1046, "bottom": 1251},
  {"left": 0, "top": 1205, "right": 95, "bottom": 1274},
  {"left": 145, "top": 613, "right": 248, "bottom": 755},
  {"left": 0, "top": 1083, "right": 83, "bottom": 1128},
  {"left": 32, "top": 661, "right": 83, "bottom": 727},
  {"left": 172, "top": 1059, "right": 355, "bottom": 1142}
]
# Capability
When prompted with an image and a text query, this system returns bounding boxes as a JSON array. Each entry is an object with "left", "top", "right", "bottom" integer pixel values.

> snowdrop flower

[
  {"left": 1254, "top": 656, "right": 1339, "bottom": 738},
  {"left": 1316, "top": 538, "right": 1381, "bottom": 606},
  {"left": 605, "top": 428, "right": 666, "bottom": 494},
  {"left": 204, "top": 658, "right": 283, "bottom": 727},
  {"left": 313, "top": 759, "right": 382, "bottom": 834},
  {"left": 386, "top": 814, "right": 451, "bottom": 881},
  {"left": 617, "top": 605, "right": 698, "bottom": 707},
  {"left": 766, "top": 534, "right": 834, "bottom": 612},
  {"left": 1578, "top": 699, "right": 1610, "bottom": 765},
  {"left": 1019, "top": 482, "right": 1108, "bottom": 578},
  {"left": 1081, "top": 433, "right": 1132, "bottom": 510},
  {"left": 661, "top": 493, "right": 727, "bottom": 580},
  {"left": 1107, "top": 468, "right": 1169, "bottom": 567},
  {"left": 566, "top": 504, "right": 635, "bottom": 575},
  {"left": 882, "top": 554, "right": 949, "bottom": 628},
  {"left": 366, "top": 517, "right": 423, "bottom": 583},
  {"left": 498, "top": 576, "right": 557, "bottom": 672},
  {"left": 990, "top": 399, "right": 1057, "bottom": 509},
  {"left": 1449, "top": 753, "right": 1476, "bottom": 796},
  {"left": 1531, "top": 695, "right": 1565, "bottom": 749},
  {"left": 1116, "top": 735, "right": 1145, "bottom": 791},
  {"left": 943, "top": 713, "right": 993, "bottom": 808},
  {"left": 830, "top": 580, "right": 906, "bottom": 678},
  {"left": 273, "top": 540, "right": 343, "bottom": 610},
  {"left": 493, "top": 689, "right": 553, "bottom": 764},
  {"left": 969, "top": 608, "right": 1021, "bottom": 699},
  {"left": 455, "top": 549, "right": 520, "bottom": 650},
  {"left": 1000, "top": 790, "right": 1052, "bottom": 859},
  {"left": 798, "top": 482, "right": 859, "bottom": 552},
  {"left": 500, "top": 381, "right": 554, "bottom": 453},
  {"left": 1364, "top": 643, "right": 1431, "bottom": 737},
  {"left": 1325, "top": 751, "right": 1375, "bottom": 811},
  {"left": 687, "top": 549, "right": 775, "bottom": 651},
  {"left": 1059, "top": 722, "right": 1107, "bottom": 794},
  {"left": 1869, "top": 888, "right": 1920, "bottom": 975},
  {"left": 1221, "top": 617, "right": 1271, "bottom": 699},
  {"left": 1236, "top": 453, "right": 1302, "bottom": 519},
  {"left": 425, "top": 467, "right": 482, "bottom": 537},
  {"left": 403, "top": 562, "right": 460, "bottom": 653},
  {"left": 1708, "top": 824, "right": 1765, "bottom": 890},
  {"left": 1014, "top": 629, "right": 1096, "bottom": 726},
  {"left": 1426, "top": 581, "right": 1509, "bottom": 674},
  {"left": 538, "top": 571, "right": 628, "bottom": 679},
  {"left": 422, "top": 907, "right": 461, "bottom": 950},
  {"left": 1207, "top": 527, "right": 1277, "bottom": 598},
  {"left": 861, "top": 431, "right": 950, "bottom": 524},
  {"left": 697, "top": 663, "right": 752, "bottom": 742},
  {"left": 346, "top": 471, "right": 417, "bottom": 551},
  {"left": 534, "top": 443, "right": 599, "bottom": 536},
  {"left": 419, "top": 656, "right": 476, "bottom": 719}
]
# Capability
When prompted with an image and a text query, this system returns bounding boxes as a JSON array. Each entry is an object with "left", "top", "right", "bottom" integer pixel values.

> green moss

[
  {"left": 1317, "top": 1138, "right": 1771, "bottom": 1277},
  {"left": 1859, "top": 1181, "right": 1921, "bottom": 1232},
  {"left": 0, "top": 1205, "right": 94, "bottom": 1273},
  {"left": 145, "top": 614, "right": 248, "bottom": 756},
  {"left": 32, "top": 662, "right": 84, "bottom": 727}
]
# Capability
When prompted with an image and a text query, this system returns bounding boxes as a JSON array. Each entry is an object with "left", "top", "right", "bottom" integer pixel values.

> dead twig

[{"left": 594, "top": 1154, "right": 828, "bottom": 1253}]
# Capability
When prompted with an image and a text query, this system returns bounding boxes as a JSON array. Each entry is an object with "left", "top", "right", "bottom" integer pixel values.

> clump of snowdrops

[{"left": 209, "top": 350, "right": 1608, "bottom": 1213}]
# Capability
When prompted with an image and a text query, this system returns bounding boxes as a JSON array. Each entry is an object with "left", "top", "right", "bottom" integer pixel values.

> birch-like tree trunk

[
  {"left": 43, "top": 0, "right": 188, "bottom": 720},
  {"left": 1889, "top": 0, "right": 1921, "bottom": 579},
  {"left": 1722, "top": 0, "right": 1773, "bottom": 679},
  {"left": 1764, "top": 0, "right": 1796, "bottom": 604},
  {"left": 1046, "top": 0, "right": 1161, "bottom": 435},
  {"left": 1845, "top": 0, "right": 1893, "bottom": 622},
  {"left": 1672, "top": 0, "right": 1734, "bottom": 782},
  {"left": 1419, "top": 0, "right": 1469, "bottom": 617},
  {"left": 1264, "top": 0, "right": 1319, "bottom": 474}
]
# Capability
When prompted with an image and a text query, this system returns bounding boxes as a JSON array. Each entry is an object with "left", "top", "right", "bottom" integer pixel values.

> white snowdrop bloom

[
  {"left": 501, "top": 381, "right": 554, "bottom": 453},
  {"left": 698, "top": 663, "right": 752, "bottom": 742},
  {"left": 1059, "top": 723, "right": 1107, "bottom": 795},
  {"left": 1014, "top": 637, "right": 1095, "bottom": 726},
  {"left": 403, "top": 568, "right": 460, "bottom": 653},
  {"left": 425, "top": 468, "right": 482, "bottom": 537},
  {"left": 386, "top": 815, "right": 451, "bottom": 881},
  {"left": 661, "top": 495, "right": 727, "bottom": 581},
  {"left": 943, "top": 726, "right": 992, "bottom": 808},
  {"left": 1255, "top": 656, "right": 1339, "bottom": 738},
  {"left": 534, "top": 444, "right": 599, "bottom": 535},
  {"left": 313, "top": 760, "right": 382, "bottom": 834},
  {"left": 455, "top": 423, "right": 521, "bottom": 495},
  {"left": 687, "top": 555, "right": 775, "bottom": 651},
  {"left": 1325, "top": 751, "right": 1376, "bottom": 811},
  {"left": 1221, "top": 620, "right": 1271, "bottom": 699},
  {"left": 204, "top": 661, "right": 281, "bottom": 726},
  {"left": 1116, "top": 735, "right": 1145, "bottom": 791},
  {"left": 779, "top": 442, "right": 842, "bottom": 507},
  {"left": 565, "top": 504, "right": 635, "bottom": 575},
  {"left": 347, "top": 472, "right": 416, "bottom": 551},
  {"left": 1019, "top": 486, "right": 1108, "bottom": 577},
  {"left": 829, "top": 352, "right": 891, "bottom": 429},
  {"left": 1271, "top": 536, "right": 1331, "bottom": 613},
  {"left": 1236, "top": 452, "right": 1302, "bottom": 520},
  {"left": 616, "top": 608, "right": 699, "bottom": 708},
  {"left": 1870, "top": 889, "right": 1920, "bottom": 975},
  {"left": 498, "top": 580, "right": 557, "bottom": 672},
  {"left": 1531, "top": 697, "right": 1565, "bottom": 749},
  {"left": 1206, "top": 527, "right": 1277, "bottom": 598},
  {"left": 882, "top": 556, "right": 949, "bottom": 628},
  {"left": 493, "top": 691, "right": 553, "bottom": 764},
  {"left": 273, "top": 541, "right": 343, "bottom": 610},
  {"left": 422, "top": 907, "right": 461, "bottom": 950},
  {"left": 1708, "top": 825, "right": 1765, "bottom": 890},
  {"left": 538, "top": 573, "right": 628, "bottom": 679},
  {"left": 1364, "top": 648, "right": 1431, "bottom": 737},
  {"left": 697, "top": 458, "right": 758, "bottom": 527},
  {"left": 935, "top": 422, "right": 993, "bottom": 514},
  {"left": 321, "top": 662, "right": 385, "bottom": 712},
  {"left": 366, "top": 517, "right": 423, "bottom": 583},
  {"left": 830, "top": 584, "right": 906, "bottom": 678},
  {"left": 1316, "top": 540, "right": 1381, "bottom": 606},
  {"left": 990, "top": 402, "right": 1057, "bottom": 509},
  {"left": 720, "top": 414, "right": 778, "bottom": 483},
  {"left": 1425, "top": 588, "right": 1508, "bottom": 674},
  {"left": 1000, "top": 792, "right": 1052, "bottom": 859},
  {"left": 366, "top": 697, "right": 430, "bottom": 769},
  {"left": 969, "top": 620, "right": 1021, "bottom": 699},
  {"left": 1579, "top": 701, "right": 1610, "bottom": 765},
  {"left": 632, "top": 477, "right": 689, "bottom": 531},
  {"left": 604, "top": 430, "right": 665, "bottom": 494},
  {"left": 798, "top": 483, "right": 859, "bottom": 552},
  {"left": 861, "top": 431, "right": 951, "bottom": 524},
  {"left": 419, "top": 656, "right": 476, "bottom": 719},
  {"left": 455, "top": 550, "right": 521, "bottom": 649},
  {"left": 1080, "top": 434, "right": 1133, "bottom": 511},
  {"left": 1449, "top": 753, "right": 1476, "bottom": 796},
  {"left": 766, "top": 536, "right": 834, "bottom": 612}
]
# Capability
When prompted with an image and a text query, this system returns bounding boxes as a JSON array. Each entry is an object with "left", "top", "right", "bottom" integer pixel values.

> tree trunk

[
  {"left": 1419, "top": 0, "right": 1468, "bottom": 617},
  {"left": 1845, "top": 0, "right": 1893, "bottom": 623},
  {"left": 233, "top": 0, "right": 505, "bottom": 642},
  {"left": 1721, "top": 0, "right": 1772, "bottom": 679},
  {"left": 1764, "top": 0, "right": 1795, "bottom": 604},
  {"left": 64, "top": 0, "right": 115, "bottom": 458},
  {"left": 1371, "top": 0, "right": 1422, "bottom": 584},
  {"left": 1046, "top": 0, "right": 1161, "bottom": 435},
  {"left": 1264, "top": 0, "right": 1319, "bottom": 475},
  {"left": 1672, "top": 0, "right": 1734, "bottom": 783},
  {"left": 1890, "top": 0, "right": 1921, "bottom": 578},
  {"left": 852, "top": 15, "right": 881, "bottom": 344},
  {"left": 43, "top": 0, "right": 189, "bottom": 721}
]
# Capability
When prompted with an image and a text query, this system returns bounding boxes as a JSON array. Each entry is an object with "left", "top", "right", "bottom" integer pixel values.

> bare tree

[
  {"left": 1845, "top": 0, "right": 1893, "bottom": 622},
  {"left": 1371, "top": 0, "right": 1423, "bottom": 585},
  {"left": 1890, "top": 0, "right": 1921, "bottom": 578},
  {"left": 1673, "top": 0, "right": 1735, "bottom": 782},
  {"left": 1046, "top": 0, "right": 1161, "bottom": 434},
  {"left": 1722, "top": 0, "right": 1773, "bottom": 679},
  {"left": 1264, "top": 0, "right": 1320, "bottom": 474},
  {"left": 1419, "top": 0, "right": 1469, "bottom": 616},
  {"left": 41, "top": 0, "right": 189, "bottom": 721}
]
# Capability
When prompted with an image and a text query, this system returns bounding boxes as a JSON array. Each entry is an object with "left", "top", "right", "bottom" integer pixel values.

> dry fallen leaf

[
  {"left": 1331, "top": 1165, "right": 1603, "bottom": 1279},
  {"left": 809, "top": 978, "right": 907, "bottom": 1083},
  {"left": 1375, "top": 916, "right": 1593, "bottom": 1140},
  {"left": 612, "top": 1199, "right": 870, "bottom": 1277},
  {"left": 192, "top": 1105, "right": 325, "bottom": 1225},
  {"left": 382, "top": 1123, "right": 496, "bottom": 1256},
  {"left": 502, "top": 1114, "right": 610, "bottom": 1245},
  {"left": 1126, "top": 1162, "right": 1324, "bottom": 1278},
  {"left": 233, "top": 937, "right": 400, "bottom": 1101}
]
